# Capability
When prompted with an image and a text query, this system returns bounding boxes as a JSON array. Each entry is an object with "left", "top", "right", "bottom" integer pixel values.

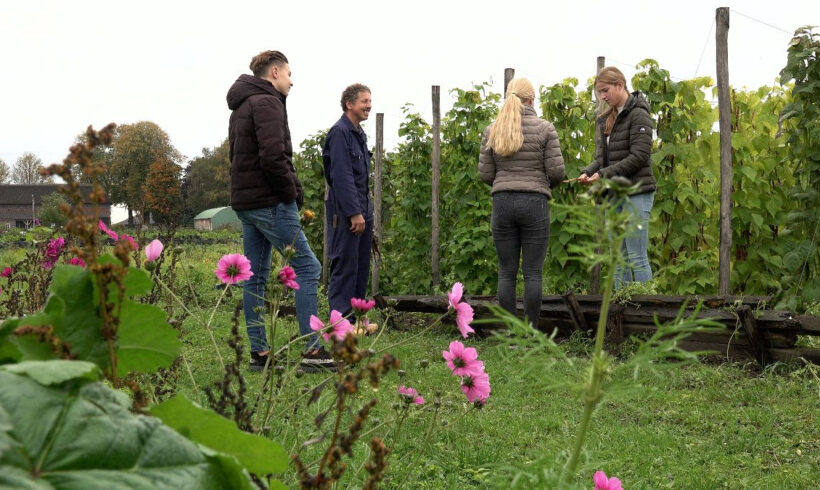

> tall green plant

[
  {"left": 778, "top": 26, "right": 820, "bottom": 307},
  {"left": 293, "top": 131, "right": 328, "bottom": 260},
  {"left": 440, "top": 85, "right": 499, "bottom": 294},
  {"left": 380, "top": 105, "right": 433, "bottom": 294},
  {"left": 539, "top": 78, "right": 597, "bottom": 292}
]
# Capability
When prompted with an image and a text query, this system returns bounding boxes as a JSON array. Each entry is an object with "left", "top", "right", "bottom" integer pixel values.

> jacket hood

[
  {"left": 624, "top": 91, "right": 651, "bottom": 115},
  {"left": 226, "top": 74, "right": 285, "bottom": 110}
]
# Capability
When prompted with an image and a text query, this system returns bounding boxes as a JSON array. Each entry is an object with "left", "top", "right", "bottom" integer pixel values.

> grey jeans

[{"left": 491, "top": 192, "right": 550, "bottom": 327}]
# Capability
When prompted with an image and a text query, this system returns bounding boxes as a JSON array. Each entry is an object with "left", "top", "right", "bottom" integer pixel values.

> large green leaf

[
  {"left": 149, "top": 395, "right": 288, "bottom": 475},
  {"left": 116, "top": 300, "right": 181, "bottom": 377},
  {"left": 0, "top": 367, "right": 254, "bottom": 490},
  {"left": 50, "top": 265, "right": 109, "bottom": 368},
  {"left": 1, "top": 360, "right": 99, "bottom": 385}
]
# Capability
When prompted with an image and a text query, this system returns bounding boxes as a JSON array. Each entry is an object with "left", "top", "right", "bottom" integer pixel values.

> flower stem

[{"left": 564, "top": 232, "right": 621, "bottom": 481}]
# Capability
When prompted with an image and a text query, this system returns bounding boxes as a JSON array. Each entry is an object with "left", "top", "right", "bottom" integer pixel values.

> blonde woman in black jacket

[
  {"left": 578, "top": 66, "right": 657, "bottom": 287},
  {"left": 479, "top": 77, "right": 565, "bottom": 327}
]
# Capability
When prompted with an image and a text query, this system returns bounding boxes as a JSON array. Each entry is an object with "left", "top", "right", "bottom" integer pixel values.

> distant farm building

[
  {"left": 0, "top": 184, "right": 110, "bottom": 229},
  {"left": 193, "top": 207, "right": 241, "bottom": 231}
]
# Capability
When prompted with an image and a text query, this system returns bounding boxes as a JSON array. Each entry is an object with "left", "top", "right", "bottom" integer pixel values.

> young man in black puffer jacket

[{"left": 227, "top": 50, "right": 334, "bottom": 372}]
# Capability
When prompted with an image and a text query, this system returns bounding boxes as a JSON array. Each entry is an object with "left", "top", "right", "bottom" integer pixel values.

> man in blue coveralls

[{"left": 322, "top": 84, "right": 373, "bottom": 320}]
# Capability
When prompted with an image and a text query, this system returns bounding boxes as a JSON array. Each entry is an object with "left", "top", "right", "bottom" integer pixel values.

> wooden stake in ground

[
  {"left": 590, "top": 55, "right": 606, "bottom": 295},
  {"left": 504, "top": 68, "right": 515, "bottom": 96},
  {"left": 716, "top": 7, "right": 732, "bottom": 297},
  {"left": 372, "top": 113, "right": 384, "bottom": 295},
  {"left": 431, "top": 85, "right": 441, "bottom": 288}
]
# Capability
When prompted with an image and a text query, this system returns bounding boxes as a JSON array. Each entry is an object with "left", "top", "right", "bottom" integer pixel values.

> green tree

[
  {"left": 182, "top": 140, "right": 231, "bottom": 224},
  {"left": 38, "top": 191, "right": 70, "bottom": 228},
  {"left": 145, "top": 158, "right": 183, "bottom": 226},
  {"left": 11, "top": 152, "right": 52, "bottom": 184},
  {"left": 0, "top": 158, "right": 10, "bottom": 183},
  {"left": 108, "top": 122, "right": 182, "bottom": 225}
]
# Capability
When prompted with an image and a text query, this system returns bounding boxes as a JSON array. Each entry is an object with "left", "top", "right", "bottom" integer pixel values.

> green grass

[
  {"left": 2, "top": 242, "right": 819, "bottom": 488},
  {"left": 169, "top": 271, "right": 820, "bottom": 489}
]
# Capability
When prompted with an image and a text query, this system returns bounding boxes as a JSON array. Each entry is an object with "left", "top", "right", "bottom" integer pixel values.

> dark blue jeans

[
  {"left": 491, "top": 192, "right": 550, "bottom": 327},
  {"left": 235, "top": 202, "right": 321, "bottom": 353}
]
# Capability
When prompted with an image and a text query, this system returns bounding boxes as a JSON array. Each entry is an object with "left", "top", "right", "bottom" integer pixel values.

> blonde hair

[
  {"left": 487, "top": 78, "right": 535, "bottom": 157},
  {"left": 595, "top": 66, "right": 627, "bottom": 136}
]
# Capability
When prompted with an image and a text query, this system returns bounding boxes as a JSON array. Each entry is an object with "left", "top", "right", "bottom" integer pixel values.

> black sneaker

[
  {"left": 300, "top": 347, "right": 338, "bottom": 373},
  {"left": 249, "top": 351, "right": 270, "bottom": 371}
]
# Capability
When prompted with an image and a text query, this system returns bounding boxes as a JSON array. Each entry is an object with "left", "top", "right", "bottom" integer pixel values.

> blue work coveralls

[{"left": 322, "top": 114, "right": 373, "bottom": 317}]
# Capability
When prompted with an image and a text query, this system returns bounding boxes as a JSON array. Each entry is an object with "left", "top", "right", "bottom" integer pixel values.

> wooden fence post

[
  {"left": 372, "top": 113, "right": 384, "bottom": 295},
  {"left": 590, "top": 56, "right": 605, "bottom": 294},
  {"left": 431, "top": 86, "right": 441, "bottom": 288},
  {"left": 716, "top": 7, "right": 732, "bottom": 297},
  {"left": 504, "top": 68, "right": 515, "bottom": 96}
]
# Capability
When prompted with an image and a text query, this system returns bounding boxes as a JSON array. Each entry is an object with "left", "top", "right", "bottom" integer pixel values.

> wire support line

[
  {"left": 731, "top": 9, "right": 794, "bottom": 35},
  {"left": 694, "top": 18, "right": 716, "bottom": 78}
]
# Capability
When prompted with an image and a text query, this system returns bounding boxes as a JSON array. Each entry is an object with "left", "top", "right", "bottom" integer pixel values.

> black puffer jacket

[
  {"left": 227, "top": 74, "right": 303, "bottom": 210},
  {"left": 582, "top": 92, "right": 656, "bottom": 195}
]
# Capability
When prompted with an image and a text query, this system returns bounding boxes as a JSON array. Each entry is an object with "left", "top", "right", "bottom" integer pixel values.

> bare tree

[{"left": 11, "top": 152, "right": 52, "bottom": 184}]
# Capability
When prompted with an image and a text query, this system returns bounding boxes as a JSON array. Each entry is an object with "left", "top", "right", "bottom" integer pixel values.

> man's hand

[{"left": 350, "top": 214, "right": 365, "bottom": 235}]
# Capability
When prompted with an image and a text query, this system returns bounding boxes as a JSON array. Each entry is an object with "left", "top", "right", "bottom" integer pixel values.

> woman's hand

[{"left": 577, "top": 172, "right": 600, "bottom": 184}]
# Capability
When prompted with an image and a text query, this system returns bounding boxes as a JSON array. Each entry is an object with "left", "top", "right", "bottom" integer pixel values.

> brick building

[{"left": 0, "top": 184, "right": 110, "bottom": 229}]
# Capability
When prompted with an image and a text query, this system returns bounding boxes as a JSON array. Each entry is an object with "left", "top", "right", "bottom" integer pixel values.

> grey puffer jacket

[
  {"left": 479, "top": 105, "right": 565, "bottom": 198},
  {"left": 581, "top": 92, "right": 656, "bottom": 195}
]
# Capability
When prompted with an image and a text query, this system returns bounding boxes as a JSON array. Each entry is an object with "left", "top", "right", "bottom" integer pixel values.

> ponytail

[{"left": 487, "top": 78, "right": 535, "bottom": 157}]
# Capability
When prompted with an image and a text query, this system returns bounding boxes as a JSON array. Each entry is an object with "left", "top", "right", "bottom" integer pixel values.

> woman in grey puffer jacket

[
  {"left": 479, "top": 77, "right": 565, "bottom": 327},
  {"left": 578, "top": 66, "right": 656, "bottom": 287}
]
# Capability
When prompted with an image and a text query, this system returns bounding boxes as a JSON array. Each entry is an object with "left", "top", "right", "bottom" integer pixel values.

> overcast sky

[{"left": 1, "top": 0, "right": 817, "bottom": 177}]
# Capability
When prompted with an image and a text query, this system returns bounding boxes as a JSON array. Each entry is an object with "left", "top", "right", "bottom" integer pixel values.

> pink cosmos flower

[
  {"left": 69, "top": 257, "right": 86, "bottom": 267},
  {"left": 310, "top": 310, "right": 353, "bottom": 342},
  {"left": 460, "top": 371, "right": 491, "bottom": 404},
  {"left": 350, "top": 297, "right": 376, "bottom": 312},
  {"left": 447, "top": 282, "right": 475, "bottom": 338},
  {"left": 278, "top": 265, "right": 300, "bottom": 290},
  {"left": 42, "top": 237, "right": 66, "bottom": 269},
  {"left": 214, "top": 253, "right": 254, "bottom": 285},
  {"left": 120, "top": 234, "right": 137, "bottom": 251},
  {"left": 442, "top": 341, "right": 485, "bottom": 377},
  {"left": 398, "top": 386, "right": 425, "bottom": 405},
  {"left": 594, "top": 471, "right": 622, "bottom": 490},
  {"left": 144, "top": 239, "right": 163, "bottom": 262},
  {"left": 1, "top": 267, "right": 12, "bottom": 278},
  {"left": 98, "top": 220, "right": 118, "bottom": 241}
]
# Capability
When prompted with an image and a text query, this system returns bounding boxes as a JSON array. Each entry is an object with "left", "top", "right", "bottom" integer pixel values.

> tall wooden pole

[
  {"left": 716, "top": 7, "right": 732, "bottom": 296},
  {"left": 504, "top": 68, "right": 515, "bottom": 96},
  {"left": 590, "top": 56, "right": 606, "bottom": 295},
  {"left": 431, "top": 85, "right": 441, "bottom": 288},
  {"left": 371, "top": 113, "right": 384, "bottom": 295}
]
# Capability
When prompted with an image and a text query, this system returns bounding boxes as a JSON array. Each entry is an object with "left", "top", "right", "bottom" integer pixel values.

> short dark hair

[
  {"left": 340, "top": 83, "right": 371, "bottom": 111},
  {"left": 250, "top": 50, "right": 289, "bottom": 77}
]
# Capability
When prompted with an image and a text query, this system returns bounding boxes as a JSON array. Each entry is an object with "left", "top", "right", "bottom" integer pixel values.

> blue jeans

[
  {"left": 235, "top": 202, "right": 321, "bottom": 353},
  {"left": 616, "top": 192, "right": 654, "bottom": 288}
]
